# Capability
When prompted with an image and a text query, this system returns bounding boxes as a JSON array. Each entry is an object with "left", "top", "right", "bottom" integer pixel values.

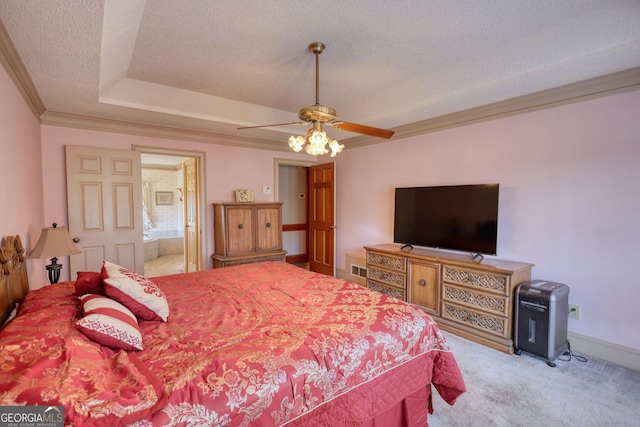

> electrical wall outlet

[{"left": 568, "top": 304, "right": 581, "bottom": 320}]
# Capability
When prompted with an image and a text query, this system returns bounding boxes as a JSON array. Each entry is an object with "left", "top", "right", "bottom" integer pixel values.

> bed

[
  {"left": 0, "top": 235, "right": 29, "bottom": 326},
  {"left": 0, "top": 235, "right": 465, "bottom": 426}
]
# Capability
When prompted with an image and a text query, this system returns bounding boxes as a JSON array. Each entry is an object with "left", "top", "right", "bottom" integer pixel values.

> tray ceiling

[{"left": 1, "top": 0, "right": 639, "bottom": 150}]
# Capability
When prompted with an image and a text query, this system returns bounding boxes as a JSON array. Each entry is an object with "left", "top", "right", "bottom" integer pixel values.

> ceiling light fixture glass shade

[
  {"left": 288, "top": 122, "right": 344, "bottom": 157},
  {"left": 328, "top": 138, "right": 344, "bottom": 157},
  {"left": 288, "top": 134, "right": 306, "bottom": 153}
]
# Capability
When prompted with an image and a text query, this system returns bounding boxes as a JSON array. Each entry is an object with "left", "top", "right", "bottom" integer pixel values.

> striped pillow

[{"left": 76, "top": 294, "right": 143, "bottom": 351}]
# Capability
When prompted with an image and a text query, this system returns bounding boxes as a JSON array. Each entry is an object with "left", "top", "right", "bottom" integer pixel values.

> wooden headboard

[{"left": 0, "top": 235, "right": 30, "bottom": 326}]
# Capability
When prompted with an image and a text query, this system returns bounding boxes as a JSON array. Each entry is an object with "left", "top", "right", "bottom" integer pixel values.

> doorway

[
  {"left": 278, "top": 164, "right": 310, "bottom": 268},
  {"left": 136, "top": 146, "right": 205, "bottom": 277},
  {"left": 275, "top": 158, "right": 336, "bottom": 275}
]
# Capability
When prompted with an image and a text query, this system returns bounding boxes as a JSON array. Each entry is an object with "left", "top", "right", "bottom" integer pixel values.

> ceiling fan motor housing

[{"left": 298, "top": 105, "right": 337, "bottom": 123}]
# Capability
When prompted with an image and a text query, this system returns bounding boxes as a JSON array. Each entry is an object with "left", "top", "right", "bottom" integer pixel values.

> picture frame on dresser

[{"left": 235, "top": 189, "right": 254, "bottom": 203}]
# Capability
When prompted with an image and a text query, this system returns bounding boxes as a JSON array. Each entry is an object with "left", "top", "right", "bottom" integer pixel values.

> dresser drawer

[
  {"left": 441, "top": 301, "right": 508, "bottom": 339},
  {"left": 367, "top": 280, "right": 406, "bottom": 301},
  {"left": 442, "top": 266, "right": 509, "bottom": 296},
  {"left": 442, "top": 283, "right": 508, "bottom": 317},
  {"left": 367, "top": 251, "right": 406, "bottom": 273},
  {"left": 367, "top": 265, "right": 405, "bottom": 289},
  {"left": 212, "top": 250, "right": 287, "bottom": 268}
]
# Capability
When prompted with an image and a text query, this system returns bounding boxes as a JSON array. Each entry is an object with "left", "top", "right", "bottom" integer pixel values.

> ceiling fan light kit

[
  {"left": 288, "top": 121, "right": 344, "bottom": 157},
  {"left": 239, "top": 42, "right": 394, "bottom": 157}
]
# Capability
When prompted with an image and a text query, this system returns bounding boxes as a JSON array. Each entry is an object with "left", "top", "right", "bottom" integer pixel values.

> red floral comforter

[{"left": 0, "top": 262, "right": 465, "bottom": 426}]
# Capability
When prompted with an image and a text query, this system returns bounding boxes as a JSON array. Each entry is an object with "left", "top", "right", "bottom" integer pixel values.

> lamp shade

[{"left": 29, "top": 224, "right": 81, "bottom": 259}]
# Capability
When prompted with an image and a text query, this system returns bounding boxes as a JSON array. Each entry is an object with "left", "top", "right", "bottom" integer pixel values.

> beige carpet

[{"left": 429, "top": 332, "right": 640, "bottom": 427}]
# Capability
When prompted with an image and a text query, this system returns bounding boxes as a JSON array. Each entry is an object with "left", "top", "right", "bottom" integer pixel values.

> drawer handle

[
  {"left": 266, "top": 222, "right": 271, "bottom": 228},
  {"left": 419, "top": 279, "right": 427, "bottom": 287},
  {"left": 238, "top": 224, "right": 244, "bottom": 229}
]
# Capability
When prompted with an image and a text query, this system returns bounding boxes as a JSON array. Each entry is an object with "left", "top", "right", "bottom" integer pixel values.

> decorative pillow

[
  {"left": 101, "top": 260, "right": 169, "bottom": 322},
  {"left": 76, "top": 294, "right": 143, "bottom": 351},
  {"left": 74, "top": 271, "right": 104, "bottom": 296}
]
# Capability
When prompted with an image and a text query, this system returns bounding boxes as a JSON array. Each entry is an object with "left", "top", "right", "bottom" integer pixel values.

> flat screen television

[{"left": 393, "top": 184, "right": 499, "bottom": 255}]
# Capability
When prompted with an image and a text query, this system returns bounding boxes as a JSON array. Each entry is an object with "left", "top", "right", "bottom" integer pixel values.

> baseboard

[
  {"left": 336, "top": 267, "right": 349, "bottom": 281},
  {"left": 568, "top": 332, "right": 640, "bottom": 372}
]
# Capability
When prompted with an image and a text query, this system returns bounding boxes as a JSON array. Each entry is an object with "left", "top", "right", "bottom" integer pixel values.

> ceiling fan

[{"left": 238, "top": 42, "right": 395, "bottom": 156}]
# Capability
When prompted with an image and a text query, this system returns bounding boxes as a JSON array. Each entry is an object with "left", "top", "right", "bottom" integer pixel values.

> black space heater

[{"left": 514, "top": 280, "right": 570, "bottom": 367}]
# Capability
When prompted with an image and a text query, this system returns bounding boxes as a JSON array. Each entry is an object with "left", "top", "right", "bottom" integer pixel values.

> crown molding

[
  {"left": 346, "top": 67, "right": 640, "bottom": 149},
  {"left": 40, "top": 110, "right": 291, "bottom": 152},
  {"left": 39, "top": 65, "right": 640, "bottom": 152},
  {"left": 0, "top": 20, "right": 45, "bottom": 119}
]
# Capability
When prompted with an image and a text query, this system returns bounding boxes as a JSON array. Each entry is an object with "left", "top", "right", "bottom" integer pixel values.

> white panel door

[{"left": 66, "top": 145, "right": 143, "bottom": 276}]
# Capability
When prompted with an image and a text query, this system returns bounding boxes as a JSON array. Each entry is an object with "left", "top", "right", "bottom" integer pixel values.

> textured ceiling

[{"left": 1, "top": 0, "right": 639, "bottom": 148}]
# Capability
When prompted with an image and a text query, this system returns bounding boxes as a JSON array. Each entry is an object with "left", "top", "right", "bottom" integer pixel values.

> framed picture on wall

[
  {"left": 235, "top": 189, "right": 254, "bottom": 203},
  {"left": 156, "top": 191, "right": 174, "bottom": 205}
]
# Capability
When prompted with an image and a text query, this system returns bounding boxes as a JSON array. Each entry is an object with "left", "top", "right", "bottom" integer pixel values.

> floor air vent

[{"left": 350, "top": 264, "right": 367, "bottom": 278}]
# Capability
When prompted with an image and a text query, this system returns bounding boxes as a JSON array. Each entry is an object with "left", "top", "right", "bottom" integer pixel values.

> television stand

[
  {"left": 364, "top": 244, "right": 534, "bottom": 354},
  {"left": 400, "top": 243, "right": 414, "bottom": 251}
]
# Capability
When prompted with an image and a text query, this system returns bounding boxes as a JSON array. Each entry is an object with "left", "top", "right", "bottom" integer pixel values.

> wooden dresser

[
  {"left": 212, "top": 202, "right": 286, "bottom": 268},
  {"left": 365, "top": 244, "right": 534, "bottom": 353}
]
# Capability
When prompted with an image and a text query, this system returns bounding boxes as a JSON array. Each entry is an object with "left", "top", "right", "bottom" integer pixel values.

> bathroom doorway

[{"left": 137, "top": 147, "right": 205, "bottom": 277}]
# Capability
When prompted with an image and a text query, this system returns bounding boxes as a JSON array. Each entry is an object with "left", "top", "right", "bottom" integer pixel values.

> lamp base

[{"left": 46, "top": 257, "right": 62, "bottom": 284}]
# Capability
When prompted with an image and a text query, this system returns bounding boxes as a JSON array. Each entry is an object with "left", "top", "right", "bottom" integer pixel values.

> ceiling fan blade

[
  {"left": 332, "top": 121, "right": 395, "bottom": 139},
  {"left": 237, "top": 122, "right": 305, "bottom": 130}
]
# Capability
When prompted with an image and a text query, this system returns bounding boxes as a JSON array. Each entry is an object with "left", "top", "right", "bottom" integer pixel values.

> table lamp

[{"left": 30, "top": 223, "right": 81, "bottom": 283}]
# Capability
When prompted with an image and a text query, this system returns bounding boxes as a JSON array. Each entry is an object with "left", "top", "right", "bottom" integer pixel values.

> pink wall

[
  {"left": 335, "top": 89, "right": 640, "bottom": 351},
  {"left": 39, "top": 126, "right": 312, "bottom": 280},
  {"left": 0, "top": 64, "right": 47, "bottom": 287}
]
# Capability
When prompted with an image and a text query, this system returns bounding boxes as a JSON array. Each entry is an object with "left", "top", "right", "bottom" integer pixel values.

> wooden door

[
  {"left": 309, "top": 162, "right": 335, "bottom": 275},
  {"left": 183, "top": 158, "right": 200, "bottom": 272},
  {"left": 409, "top": 262, "right": 440, "bottom": 315},
  {"left": 225, "top": 205, "right": 255, "bottom": 255},
  {"left": 66, "top": 145, "right": 143, "bottom": 275},
  {"left": 256, "top": 204, "right": 282, "bottom": 252}
]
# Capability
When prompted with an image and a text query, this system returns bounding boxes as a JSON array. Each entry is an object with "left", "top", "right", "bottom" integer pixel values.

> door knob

[
  {"left": 329, "top": 225, "right": 336, "bottom": 229},
  {"left": 72, "top": 237, "right": 80, "bottom": 243},
  {"left": 419, "top": 279, "right": 427, "bottom": 287}
]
